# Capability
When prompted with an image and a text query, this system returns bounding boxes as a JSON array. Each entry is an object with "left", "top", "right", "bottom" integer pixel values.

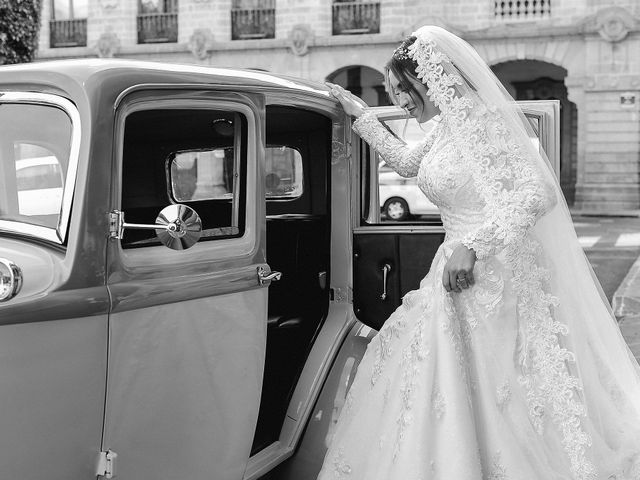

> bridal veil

[{"left": 406, "top": 26, "right": 640, "bottom": 478}]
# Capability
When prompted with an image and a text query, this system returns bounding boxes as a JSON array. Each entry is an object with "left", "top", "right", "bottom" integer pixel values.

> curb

[{"left": 612, "top": 252, "right": 640, "bottom": 320}]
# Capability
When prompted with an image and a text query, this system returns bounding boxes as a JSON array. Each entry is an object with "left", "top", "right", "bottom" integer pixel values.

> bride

[{"left": 319, "top": 26, "right": 640, "bottom": 480}]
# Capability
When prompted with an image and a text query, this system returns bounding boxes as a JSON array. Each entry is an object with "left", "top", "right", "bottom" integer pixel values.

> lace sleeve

[
  {"left": 353, "top": 110, "right": 440, "bottom": 178},
  {"left": 460, "top": 114, "right": 558, "bottom": 260}
]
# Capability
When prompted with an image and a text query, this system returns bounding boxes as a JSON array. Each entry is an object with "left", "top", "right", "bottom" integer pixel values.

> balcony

[
  {"left": 231, "top": 0, "right": 275, "bottom": 40},
  {"left": 494, "top": 0, "right": 551, "bottom": 20},
  {"left": 49, "top": 19, "right": 87, "bottom": 48},
  {"left": 137, "top": 13, "right": 178, "bottom": 44},
  {"left": 332, "top": 1, "right": 380, "bottom": 35}
]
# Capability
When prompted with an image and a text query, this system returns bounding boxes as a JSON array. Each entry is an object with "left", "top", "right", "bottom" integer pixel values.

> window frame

[
  {"left": 163, "top": 113, "right": 244, "bottom": 230},
  {"left": 50, "top": 0, "right": 88, "bottom": 20},
  {"left": 0, "top": 92, "right": 81, "bottom": 245},
  {"left": 112, "top": 91, "right": 261, "bottom": 267},
  {"left": 120, "top": 104, "right": 247, "bottom": 247},
  {"left": 355, "top": 100, "right": 561, "bottom": 229},
  {"left": 264, "top": 144, "right": 304, "bottom": 201}
]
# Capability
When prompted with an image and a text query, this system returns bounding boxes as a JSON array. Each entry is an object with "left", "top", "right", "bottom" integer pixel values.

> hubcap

[{"left": 387, "top": 201, "right": 406, "bottom": 220}]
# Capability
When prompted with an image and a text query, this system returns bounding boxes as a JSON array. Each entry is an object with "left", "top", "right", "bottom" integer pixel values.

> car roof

[{"left": 0, "top": 58, "right": 331, "bottom": 101}]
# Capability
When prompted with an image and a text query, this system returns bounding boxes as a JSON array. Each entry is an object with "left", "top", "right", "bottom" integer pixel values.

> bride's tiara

[{"left": 392, "top": 43, "right": 411, "bottom": 61}]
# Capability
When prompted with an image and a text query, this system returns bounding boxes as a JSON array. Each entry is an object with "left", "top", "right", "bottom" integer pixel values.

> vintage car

[{"left": 0, "top": 60, "right": 559, "bottom": 480}]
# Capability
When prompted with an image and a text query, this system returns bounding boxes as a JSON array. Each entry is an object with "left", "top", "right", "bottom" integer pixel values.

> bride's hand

[
  {"left": 326, "top": 82, "right": 368, "bottom": 118},
  {"left": 443, "top": 244, "right": 476, "bottom": 293}
]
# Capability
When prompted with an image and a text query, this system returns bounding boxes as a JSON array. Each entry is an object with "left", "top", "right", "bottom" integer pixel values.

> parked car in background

[
  {"left": 379, "top": 161, "right": 439, "bottom": 220},
  {"left": 15, "top": 155, "right": 64, "bottom": 217},
  {"left": 0, "top": 59, "right": 559, "bottom": 480}
]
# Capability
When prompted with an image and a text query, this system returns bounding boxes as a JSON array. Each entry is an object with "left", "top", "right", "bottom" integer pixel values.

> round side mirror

[{"left": 155, "top": 204, "right": 202, "bottom": 250}]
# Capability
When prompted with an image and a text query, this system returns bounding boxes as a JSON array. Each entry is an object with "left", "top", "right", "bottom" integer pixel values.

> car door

[
  {"left": 353, "top": 101, "right": 560, "bottom": 329},
  {"left": 102, "top": 89, "right": 269, "bottom": 479}
]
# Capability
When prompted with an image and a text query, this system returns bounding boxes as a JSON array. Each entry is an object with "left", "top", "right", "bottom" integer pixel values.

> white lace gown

[{"left": 316, "top": 110, "right": 640, "bottom": 480}]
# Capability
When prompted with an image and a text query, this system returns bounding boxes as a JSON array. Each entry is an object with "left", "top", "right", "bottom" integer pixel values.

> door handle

[
  {"left": 380, "top": 263, "right": 392, "bottom": 300},
  {"left": 257, "top": 266, "right": 282, "bottom": 286}
]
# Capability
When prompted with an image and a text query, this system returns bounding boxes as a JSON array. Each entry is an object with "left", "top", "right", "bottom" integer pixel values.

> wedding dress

[{"left": 317, "top": 26, "right": 640, "bottom": 480}]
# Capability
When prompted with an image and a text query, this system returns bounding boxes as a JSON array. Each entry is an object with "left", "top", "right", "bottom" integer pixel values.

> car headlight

[{"left": 0, "top": 259, "right": 23, "bottom": 302}]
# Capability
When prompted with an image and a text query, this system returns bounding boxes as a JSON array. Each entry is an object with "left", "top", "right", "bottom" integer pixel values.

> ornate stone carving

[
  {"left": 188, "top": 29, "right": 214, "bottom": 60},
  {"left": 288, "top": 24, "right": 313, "bottom": 56},
  {"left": 99, "top": 0, "right": 119, "bottom": 10},
  {"left": 595, "top": 6, "right": 635, "bottom": 42},
  {"left": 95, "top": 31, "right": 120, "bottom": 58}
]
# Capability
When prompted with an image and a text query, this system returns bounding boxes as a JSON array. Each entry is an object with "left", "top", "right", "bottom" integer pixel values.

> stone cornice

[
  {"left": 36, "top": 32, "right": 405, "bottom": 60},
  {"left": 568, "top": 74, "right": 640, "bottom": 92},
  {"left": 462, "top": 6, "right": 640, "bottom": 43}
]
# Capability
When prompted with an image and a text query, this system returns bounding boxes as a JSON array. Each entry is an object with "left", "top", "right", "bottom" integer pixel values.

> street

[{"left": 573, "top": 215, "right": 640, "bottom": 361}]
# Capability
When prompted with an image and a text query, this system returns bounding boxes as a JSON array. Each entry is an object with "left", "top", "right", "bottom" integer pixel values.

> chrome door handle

[
  {"left": 380, "top": 263, "right": 391, "bottom": 300},
  {"left": 257, "top": 266, "right": 282, "bottom": 286}
]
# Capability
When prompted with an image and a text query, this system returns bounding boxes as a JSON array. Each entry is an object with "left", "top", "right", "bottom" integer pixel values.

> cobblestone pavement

[{"left": 572, "top": 215, "right": 640, "bottom": 362}]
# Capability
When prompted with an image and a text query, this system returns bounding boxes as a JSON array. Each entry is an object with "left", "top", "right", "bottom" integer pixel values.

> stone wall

[{"left": 35, "top": 0, "right": 640, "bottom": 212}]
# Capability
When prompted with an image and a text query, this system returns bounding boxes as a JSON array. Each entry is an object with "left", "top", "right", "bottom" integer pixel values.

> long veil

[{"left": 409, "top": 26, "right": 640, "bottom": 478}]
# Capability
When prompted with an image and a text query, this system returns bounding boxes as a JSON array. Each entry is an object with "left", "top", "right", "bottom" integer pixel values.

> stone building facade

[{"left": 37, "top": 0, "right": 640, "bottom": 212}]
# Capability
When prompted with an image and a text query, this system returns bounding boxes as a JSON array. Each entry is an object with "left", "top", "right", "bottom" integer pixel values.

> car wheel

[{"left": 383, "top": 197, "right": 409, "bottom": 221}]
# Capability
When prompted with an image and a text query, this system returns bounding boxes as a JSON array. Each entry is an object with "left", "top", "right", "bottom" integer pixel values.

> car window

[
  {"left": 362, "top": 109, "right": 553, "bottom": 225},
  {"left": 120, "top": 108, "right": 247, "bottom": 248},
  {"left": 0, "top": 104, "right": 71, "bottom": 230},
  {"left": 366, "top": 116, "right": 442, "bottom": 224},
  {"left": 265, "top": 146, "right": 303, "bottom": 199}
]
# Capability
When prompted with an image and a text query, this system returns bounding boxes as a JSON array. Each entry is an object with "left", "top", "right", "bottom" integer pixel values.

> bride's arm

[
  {"left": 353, "top": 110, "right": 441, "bottom": 178},
  {"left": 461, "top": 131, "right": 558, "bottom": 260}
]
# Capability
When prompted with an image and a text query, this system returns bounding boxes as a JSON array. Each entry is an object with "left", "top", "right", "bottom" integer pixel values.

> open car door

[{"left": 352, "top": 100, "right": 560, "bottom": 330}]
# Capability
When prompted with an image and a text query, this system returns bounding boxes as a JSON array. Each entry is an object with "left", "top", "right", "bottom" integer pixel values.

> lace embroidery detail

[
  {"left": 487, "top": 451, "right": 507, "bottom": 480},
  {"left": 382, "top": 378, "right": 391, "bottom": 409},
  {"left": 407, "top": 31, "right": 595, "bottom": 480},
  {"left": 431, "top": 388, "right": 446, "bottom": 419},
  {"left": 408, "top": 38, "right": 466, "bottom": 116},
  {"left": 332, "top": 447, "right": 352, "bottom": 478},
  {"left": 496, "top": 379, "right": 512, "bottom": 410},
  {"left": 353, "top": 110, "right": 442, "bottom": 178},
  {"left": 442, "top": 292, "right": 472, "bottom": 389},
  {"left": 474, "top": 257, "right": 505, "bottom": 314},
  {"left": 509, "top": 240, "right": 595, "bottom": 480},
  {"left": 393, "top": 306, "right": 430, "bottom": 461},
  {"left": 371, "top": 309, "right": 407, "bottom": 386}
]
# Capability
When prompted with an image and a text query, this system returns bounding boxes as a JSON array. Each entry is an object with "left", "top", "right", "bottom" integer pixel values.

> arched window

[{"left": 326, "top": 66, "right": 391, "bottom": 107}]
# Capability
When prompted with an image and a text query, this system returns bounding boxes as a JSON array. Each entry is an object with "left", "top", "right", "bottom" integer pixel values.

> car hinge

[
  {"left": 108, "top": 210, "right": 124, "bottom": 240},
  {"left": 96, "top": 450, "right": 118, "bottom": 478}
]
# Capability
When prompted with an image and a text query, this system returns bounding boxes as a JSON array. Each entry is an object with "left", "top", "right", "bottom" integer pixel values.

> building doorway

[
  {"left": 492, "top": 60, "right": 577, "bottom": 205},
  {"left": 326, "top": 65, "right": 391, "bottom": 107}
]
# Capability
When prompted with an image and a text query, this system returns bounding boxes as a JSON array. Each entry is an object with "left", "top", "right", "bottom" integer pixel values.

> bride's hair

[{"left": 384, "top": 36, "right": 425, "bottom": 112}]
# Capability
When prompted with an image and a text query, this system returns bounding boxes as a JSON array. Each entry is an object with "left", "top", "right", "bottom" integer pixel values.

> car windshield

[{"left": 0, "top": 102, "right": 72, "bottom": 231}]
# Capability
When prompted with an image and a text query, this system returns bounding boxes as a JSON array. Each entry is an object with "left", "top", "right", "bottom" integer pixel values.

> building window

[
  {"left": 494, "top": 0, "right": 550, "bottom": 20},
  {"left": 231, "top": 0, "right": 275, "bottom": 40},
  {"left": 50, "top": 0, "right": 87, "bottom": 48},
  {"left": 137, "top": 0, "right": 178, "bottom": 44},
  {"left": 332, "top": 1, "right": 380, "bottom": 35}
]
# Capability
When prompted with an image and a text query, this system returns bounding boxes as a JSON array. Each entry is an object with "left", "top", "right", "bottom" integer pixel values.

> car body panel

[
  {"left": 0, "top": 59, "right": 560, "bottom": 480},
  {"left": 101, "top": 84, "right": 271, "bottom": 479}
]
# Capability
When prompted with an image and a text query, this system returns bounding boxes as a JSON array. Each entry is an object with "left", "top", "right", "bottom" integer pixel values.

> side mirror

[
  {"left": 110, "top": 204, "right": 202, "bottom": 250},
  {"left": 155, "top": 204, "right": 202, "bottom": 250}
]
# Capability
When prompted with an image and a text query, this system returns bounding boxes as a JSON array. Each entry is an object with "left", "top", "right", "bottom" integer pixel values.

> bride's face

[{"left": 388, "top": 70, "right": 440, "bottom": 123}]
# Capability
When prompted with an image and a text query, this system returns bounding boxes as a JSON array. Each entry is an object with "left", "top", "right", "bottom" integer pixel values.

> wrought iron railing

[
  {"left": 49, "top": 19, "right": 87, "bottom": 48},
  {"left": 495, "top": 0, "right": 550, "bottom": 19},
  {"left": 231, "top": 0, "right": 275, "bottom": 40},
  {"left": 137, "top": 13, "right": 178, "bottom": 43},
  {"left": 332, "top": 1, "right": 380, "bottom": 35}
]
